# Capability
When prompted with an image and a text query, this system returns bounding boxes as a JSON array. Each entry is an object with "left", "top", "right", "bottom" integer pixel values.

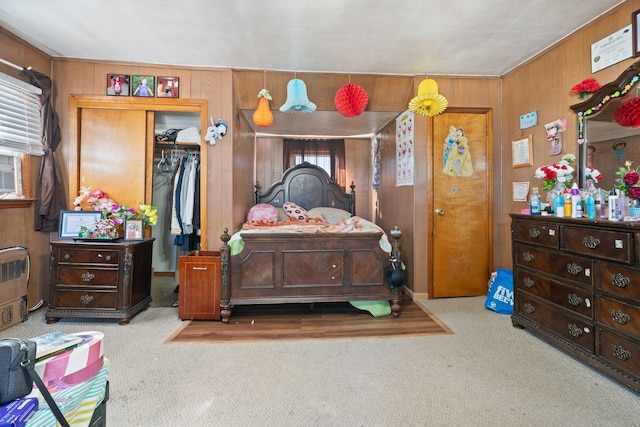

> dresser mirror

[{"left": 570, "top": 60, "right": 640, "bottom": 191}]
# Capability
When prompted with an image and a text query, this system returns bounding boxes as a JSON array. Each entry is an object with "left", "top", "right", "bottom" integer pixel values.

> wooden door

[
  {"left": 431, "top": 111, "right": 492, "bottom": 297},
  {"left": 78, "top": 108, "right": 148, "bottom": 208}
]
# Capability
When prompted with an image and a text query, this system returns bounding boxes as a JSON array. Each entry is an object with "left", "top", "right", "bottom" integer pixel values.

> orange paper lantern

[
  {"left": 334, "top": 83, "right": 369, "bottom": 117},
  {"left": 253, "top": 91, "right": 274, "bottom": 127}
]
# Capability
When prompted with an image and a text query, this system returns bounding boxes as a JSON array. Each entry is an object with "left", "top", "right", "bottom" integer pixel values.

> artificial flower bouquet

[
  {"left": 534, "top": 154, "right": 576, "bottom": 191},
  {"left": 571, "top": 78, "right": 601, "bottom": 100},
  {"left": 615, "top": 161, "right": 640, "bottom": 201}
]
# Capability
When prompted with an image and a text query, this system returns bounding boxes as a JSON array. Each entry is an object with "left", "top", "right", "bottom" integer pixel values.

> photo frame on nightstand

[{"left": 124, "top": 219, "right": 144, "bottom": 240}]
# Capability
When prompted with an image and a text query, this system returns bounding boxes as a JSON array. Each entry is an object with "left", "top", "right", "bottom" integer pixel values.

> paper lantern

[
  {"left": 614, "top": 98, "right": 640, "bottom": 128},
  {"left": 253, "top": 89, "right": 273, "bottom": 127},
  {"left": 279, "top": 78, "right": 316, "bottom": 113},
  {"left": 335, "top": 83, "right": 369, "bottom": 117},
  {"left": 408, "top": 78, "right": 448, "bottom": 117}
]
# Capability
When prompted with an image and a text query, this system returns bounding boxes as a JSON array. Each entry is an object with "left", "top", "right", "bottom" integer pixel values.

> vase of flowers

[
  {"left": 534, "top": 154, "right": 576, "bottom": 203},
  {"left": 78, "top": 218, "right": 120, "bottom": 239},
  {"left": 616, "top": 161, "right": 640, "bottom": 217}
]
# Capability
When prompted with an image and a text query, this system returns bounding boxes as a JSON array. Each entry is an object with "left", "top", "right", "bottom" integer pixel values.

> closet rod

[{"left": 0, "top": 57, "right": 31, "bottom": 71}]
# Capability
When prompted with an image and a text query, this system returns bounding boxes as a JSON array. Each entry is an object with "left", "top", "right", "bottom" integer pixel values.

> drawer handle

[
  {"left": 522, "top": 252, "right": 534, "bottom": 262},
  {"left": 80, "top": 294, "right": 94, "bottom": 305},
  {"left": 523, "top": 303, "right": 535, "bottom": 314},
  {"left": 567, "top": 293, "right": 582, "bottom": 307},
  {"left": 528, "top": 228, "right": 541, "bottom": 239},
  {"left": 582, "top": 236, "right": 600, "bottom": 249},
  {"left": 610, "top": 309, "right": 631, "bottom": 325},
  {"left": 81, "top": 272, "right": 95, "bottom": 282},
  {"left": 612, "top": 344, "right": 631, "bottom": 361},
  {"left": 566, "top": 263, "right": 582, "bottom": 276},
  {"left": 97, "top": 253, "right": 112, "bottom": 261},
  {"left": 522, "top": 277, "right": 534, "bottom": 288},
  {"left": 567, "top": 323, "right": 583, "bottom": 337},
  {"left": 192, "top": 267, "right": 208, "bottom": 271},
  {"left": 611, "top": 273, "right": 630, "bottom": 289},
  {"left": 64, "top": 254, "right": 70, "bottom": 260}
]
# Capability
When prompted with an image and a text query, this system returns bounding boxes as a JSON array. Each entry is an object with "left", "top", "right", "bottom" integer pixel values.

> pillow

[
  {"left": 307, "top": 207, "right": 352, "bottom": 224},
  {"left": 275, "top": 207, "right": 289, "bottom": 222},
  {"left": 283, "top": 202, "right": 307, "bottom": 220},
  {"left": 246, "top": 203, "right": 278, "bottom": 223}
]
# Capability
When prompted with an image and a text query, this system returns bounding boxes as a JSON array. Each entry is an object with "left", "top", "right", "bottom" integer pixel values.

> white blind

[{"left": 0, "top": 72, "right": 44, "bottom": 156}]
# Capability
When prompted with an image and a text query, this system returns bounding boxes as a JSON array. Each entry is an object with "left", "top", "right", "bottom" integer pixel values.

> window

[
  {"left": 0, "top": 71, "right": 43, "bottom": 199},
  {"left": 283, "top": 139, "right": 346, "bottom": 187}
]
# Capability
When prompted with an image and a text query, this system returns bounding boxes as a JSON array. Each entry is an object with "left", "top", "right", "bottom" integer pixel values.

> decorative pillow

[
  {"left": 246, "top": 203, "right": 278, "bottom": 223},
  {"left": 275, "top": 207, "right": 289, "bottom": 222},
  {"left": 307, "top": 207, "right": 352, "bottom": 224},
  {"left": 283, "top": 202, "right": 307, "bottom": 220}
]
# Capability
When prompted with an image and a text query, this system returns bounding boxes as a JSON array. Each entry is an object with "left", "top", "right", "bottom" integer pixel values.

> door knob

[{"left": 435, "top": 209, "right": 444, "bottom": 215}]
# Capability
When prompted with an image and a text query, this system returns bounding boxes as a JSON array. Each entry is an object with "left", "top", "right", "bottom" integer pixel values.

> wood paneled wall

[{"left": 501, "top": 0, "right": 640, "bottom": 269}]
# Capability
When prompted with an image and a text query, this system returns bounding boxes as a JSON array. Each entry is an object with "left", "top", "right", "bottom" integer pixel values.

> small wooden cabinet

[
  {"left": 178, "top": 251, "right": 221, "bottom": 320},
  {"left": 511, "top": 214, "right": 640, "bottom": 393},
  {"left": 46, "top": 238, "right": 154, "bottom": 325}
]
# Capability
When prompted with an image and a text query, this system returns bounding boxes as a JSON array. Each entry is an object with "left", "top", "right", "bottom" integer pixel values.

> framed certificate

[{"left": 512, "top": 135, "right": 533, "bottom": 168}]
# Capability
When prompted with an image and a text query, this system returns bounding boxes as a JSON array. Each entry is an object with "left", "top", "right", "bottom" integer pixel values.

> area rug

[{"left": 166, "top": 298, "right": 453, "bottom": 343}]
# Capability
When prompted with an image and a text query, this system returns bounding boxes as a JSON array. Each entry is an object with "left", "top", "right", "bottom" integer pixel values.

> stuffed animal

[{"left": 204, "top": 118, "right": 229, "bottom": 145}]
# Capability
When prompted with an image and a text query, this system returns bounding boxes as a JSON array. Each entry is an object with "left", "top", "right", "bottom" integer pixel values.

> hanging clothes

[{"left": 170, "top": 153, "right": 200, "bottom": 251}]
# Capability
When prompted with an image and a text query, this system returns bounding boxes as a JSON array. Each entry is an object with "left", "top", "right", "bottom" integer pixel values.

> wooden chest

[{"left": 178, "top": 251, "right": 221, "bottom": 320}]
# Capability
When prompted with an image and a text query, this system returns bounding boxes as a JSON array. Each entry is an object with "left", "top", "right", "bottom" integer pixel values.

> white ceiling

[{"left": 0, "top": 0, "right": 626, "bottom": 137}]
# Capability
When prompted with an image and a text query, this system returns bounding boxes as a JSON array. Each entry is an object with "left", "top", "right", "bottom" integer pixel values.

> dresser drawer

[
  {"left": 561, "top": 226, "right": 634, "bottom": 264},
  {"left": 598, "top": 261, "right": 640, "bottom": 302},
  {"left": 513, "top": 220, "right": 559, "bottom": 248},
  {"left": 515, "top": 244, "right": 593, "bottom": 286},
  {"left": 56, "top": 267, "right": 119, "bottom": 287},
  {"left": 597, "top": 296, "right": 640, "bottom": 337},
  {"left": 514, "top": 268, "right": 550, "bottom": 298},
  {"left": 56, "top": 248, "right": 120, "bottom": 265},
  {"left": 517, "top": 294, "right": 594, "bottom": 352},
  {"left": 598, "top": 328, "right": 640, "bottom": 379},
  {"left": 54, "top": 289, "right": 118, "bottom": 310}
]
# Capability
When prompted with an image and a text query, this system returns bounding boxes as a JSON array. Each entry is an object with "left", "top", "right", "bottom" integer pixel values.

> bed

[{"left": 219, "top": 162, "right": 402, "bottom": 323}]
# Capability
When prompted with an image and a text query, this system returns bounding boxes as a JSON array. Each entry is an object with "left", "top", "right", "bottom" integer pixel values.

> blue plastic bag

[{"left": 484, "top": 269, "right": 514, "bottom": 314}]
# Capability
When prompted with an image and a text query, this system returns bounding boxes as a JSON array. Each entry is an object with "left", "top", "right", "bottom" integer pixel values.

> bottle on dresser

[
  {"left": 571, "top": 183, "right": 582, "bottom": 218},
  {"left": 529, "top": 187, "right": 541, "bottom": 215},
  {"left": 608, "top": 188, "right": 619, "bottom": 221},
  {"left": 553, "top": 190, "right": 565, "bottom": 217}
]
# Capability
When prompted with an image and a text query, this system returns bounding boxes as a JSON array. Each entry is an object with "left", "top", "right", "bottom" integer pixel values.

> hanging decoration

[
  {"left": 614, "top": 98, "right": 640, "bottom": 128},
  {"left": 253, "top": 88, "right": 274, "bottom": 127},
  {"left": 408, "top": 78, "right": 448, "bottom": 117},
  {"left": 279, "top": 78, "right": 316, "bottom": 113},
  {"left": 204, "top": 117, "right": 228, "bottom": 145},
  {"left": 335, "top": 82, "right": 369, "bottom": 117}
]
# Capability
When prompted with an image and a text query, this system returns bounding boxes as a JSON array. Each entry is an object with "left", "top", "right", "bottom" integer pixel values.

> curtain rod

[{"left": 0, "top": 57, "right": 31, "bottom": 71}]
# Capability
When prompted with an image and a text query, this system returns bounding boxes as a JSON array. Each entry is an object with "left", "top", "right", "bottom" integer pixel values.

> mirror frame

[{"left": 570, "top": 60, "right": 640, "bottom": 189}]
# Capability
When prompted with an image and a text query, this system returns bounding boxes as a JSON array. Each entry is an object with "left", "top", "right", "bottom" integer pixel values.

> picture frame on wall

[
  {"left": 157, "top": 76, "right": 179, "bottom": 98},
  {"left": 124, "top": 219, "right": 144, "bottom": 240},
  {"left": 633, "top": 9, "right": 640, "bottom": 57},
  {"left": 131, "top": 75, "right": 155, "bottom": 97},
  {"left": 106, "top": 74, "right": 130, "bottom": 96},
  {"left": 58, "top": 210, "right": 103, "bottom": 239},
  {"left": 512, "top": 182, "right": 530, "bottom": 202},
  {"left": 512, "top": 135, "right": 533, "bottom": 168}
]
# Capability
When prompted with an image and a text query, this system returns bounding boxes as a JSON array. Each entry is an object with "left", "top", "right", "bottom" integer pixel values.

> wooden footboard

[{"left": 219, "top": 228, "right": 402, "bottom": 322}]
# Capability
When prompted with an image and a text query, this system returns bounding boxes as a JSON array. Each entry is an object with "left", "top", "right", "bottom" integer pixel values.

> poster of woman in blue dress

[{"left": 443, "top": 125, "right": 473, "bottom": 177}]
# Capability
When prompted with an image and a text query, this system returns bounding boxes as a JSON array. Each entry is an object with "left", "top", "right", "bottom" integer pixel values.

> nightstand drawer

[
  {"left": 54, "top": 290, "right": 118, "bottom": 310},
  {"left": 57, "top": 267, "right": 119, "bottom": 287},
  {"left": 513, "top": 220, "right": 559, "bottom": 248},
  {"left": 57, "top": 248, "right": 120, "bottom": 265},
  {"left": 562, "top": 226, "right": 634, "bottom": 264}
]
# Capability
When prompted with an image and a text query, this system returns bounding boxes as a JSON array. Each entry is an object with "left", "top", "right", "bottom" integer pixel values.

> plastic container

[
  {"left": 554, "top": 192, "right": 565, "bottom": 217},
  {"left": 529, "top": 187, "right": 541, "bottom": 215}
]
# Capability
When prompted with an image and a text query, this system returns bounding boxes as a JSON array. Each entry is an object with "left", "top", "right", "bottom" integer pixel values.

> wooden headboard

[{"left": 255, "top": 162, "right": 355, "bottom": 215}]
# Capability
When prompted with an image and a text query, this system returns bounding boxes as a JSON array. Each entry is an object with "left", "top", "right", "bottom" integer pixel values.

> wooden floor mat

[{"left": 166, "top": 299, "right": 453, "bottom": 343}]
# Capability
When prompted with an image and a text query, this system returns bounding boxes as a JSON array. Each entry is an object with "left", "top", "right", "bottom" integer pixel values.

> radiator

[{"left": 0, "top": 247, "right": 28, "bottom": 306}]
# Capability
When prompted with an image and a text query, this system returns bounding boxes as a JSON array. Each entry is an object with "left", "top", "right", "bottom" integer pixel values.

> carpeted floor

[{"left": 167, "top": 299, "right": 453, "bottom": 343}]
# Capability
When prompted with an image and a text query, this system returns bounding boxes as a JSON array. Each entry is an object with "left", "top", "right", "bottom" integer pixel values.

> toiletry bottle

[
  {"left": 586, "top": 191, "right": 596, "bottom": 219},
  {"left": 608, "top": 188, "right": 619, "bottom": 221},
  {"left": 571, "top": 183, "right": 581, "bottom": 218},
  {"left": 529, "top": 187, "right": 541, "bottom": 215},
  {"left": 564, "top": 188, "right": 572, "bottom": 217},
  {"left": 594, "top": 192, "right": 603, "bottom": 219},
  {"left": 554, "top": 191, "right": 565, "bottom": 217}
]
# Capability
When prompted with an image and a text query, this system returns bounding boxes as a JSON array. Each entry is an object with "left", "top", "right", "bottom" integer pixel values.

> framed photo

[
  {"left": 124, "top": 219, "right": 144, "bottom": 240},
  {"left": 512, "top": 182, "right": 530, "bottom": 202},
  {"left": 633, "top": 9, "right": 640, "bottom": 57},
  {"left": 131, "top": 75, "right": 155, "bottom": 98},
  {"left": 157, "top": 76, "right": 179, "bottom": 98},
  {"left": 512, "top": 135, "right": 533, "bottom": 168},
  {"left": 58, "top": 210, "right": 103, "bottom": 239},
  {"left": 106, "top": 74, "right": 130, "bottom": 96}
]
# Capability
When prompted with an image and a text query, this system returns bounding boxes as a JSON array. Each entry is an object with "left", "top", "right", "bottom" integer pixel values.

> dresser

[
  {"left": 511, "top": 214, "right": 640, "bottom": 393},
  {"left": 46, "top": 238, "right": 154, "bottom": 324}
]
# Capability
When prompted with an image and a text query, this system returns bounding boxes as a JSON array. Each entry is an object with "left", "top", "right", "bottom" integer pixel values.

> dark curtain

[
  {"left": 283, "top": 139, "right": 346, "bottom": 187},
  {"left": 22, "top": 69, "right": 66, "bottom": 232}
]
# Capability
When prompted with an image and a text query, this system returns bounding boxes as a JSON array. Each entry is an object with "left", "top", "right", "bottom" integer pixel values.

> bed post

[
  {"left": 389, "top": 226, "right": 403, "bottom": 317},
  {"left": 349, "top": 181, "right": 356, "bottom": 215},
  {"left": 220, "top": 228, "right": 231, "bottom": 323}
]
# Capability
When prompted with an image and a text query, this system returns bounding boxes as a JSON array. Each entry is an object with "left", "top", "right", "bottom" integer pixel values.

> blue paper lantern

[{"left": 279, "top": 78, "right": 316, "bottom": 114}]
